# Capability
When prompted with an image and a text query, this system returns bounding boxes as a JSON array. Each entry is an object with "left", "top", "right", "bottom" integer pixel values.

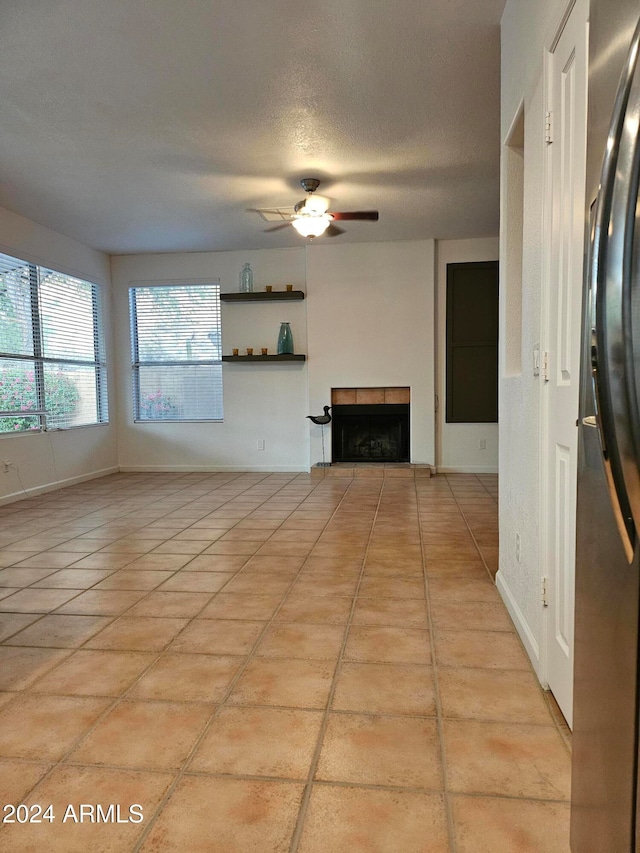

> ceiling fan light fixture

[
  {"left": 260, "top": 178, "right": 379, "bottom": 238},
  {"left": 291, "top": 213, "right": 332, "bottom": 238},
  {"left": 302, "top": 194, "right": 330, "bottom": 214}
]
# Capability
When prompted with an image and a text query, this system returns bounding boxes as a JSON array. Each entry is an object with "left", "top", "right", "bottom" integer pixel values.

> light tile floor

[{"left": 0, "top": 471, "right": 571, "bottom": 852}]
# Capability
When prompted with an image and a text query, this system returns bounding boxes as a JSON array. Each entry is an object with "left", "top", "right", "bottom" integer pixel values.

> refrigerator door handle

[{"left": 590, "top": 17, "right": 640, "bottom": 563}]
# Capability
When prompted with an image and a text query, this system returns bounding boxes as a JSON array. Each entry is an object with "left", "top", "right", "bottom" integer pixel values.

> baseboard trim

[
  {"left": 0, "top": 466, "right": 120, "bottom": 506},
  {"left": 118, "top": 465, "right": 309, "bottom": 473},
  {"left": 495, "top": 569, "right": 543, "bottom": 680},
  {"left": 437, "top": 465, "right": 499, "bottom": 474}
]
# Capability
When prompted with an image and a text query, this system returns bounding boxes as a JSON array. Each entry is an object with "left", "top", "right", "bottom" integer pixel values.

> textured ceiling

[{"left": 0, "top": 0, "right": 506, "bottom": 254}]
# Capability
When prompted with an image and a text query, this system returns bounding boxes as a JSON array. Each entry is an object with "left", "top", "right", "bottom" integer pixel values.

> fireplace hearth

[{"left": 331, "top": 404, "right": 409, "bottom": 463}]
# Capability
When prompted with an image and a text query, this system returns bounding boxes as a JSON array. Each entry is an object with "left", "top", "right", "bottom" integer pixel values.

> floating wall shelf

[
  {"left": 220, "top": 290, "right": 305, "bottom": 303},
  {"left": 222, "top": 354, "right": 306, "bottom": 363}
]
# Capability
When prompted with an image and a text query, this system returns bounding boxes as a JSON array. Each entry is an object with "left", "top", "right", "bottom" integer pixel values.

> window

[
  {"left": 0, "top": 252, "right": 107, "bottom": 433},
  {"left": 129, "top": 283, "right": 223, "bottom": 422}
]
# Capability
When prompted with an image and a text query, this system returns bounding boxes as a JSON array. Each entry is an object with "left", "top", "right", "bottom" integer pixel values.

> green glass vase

[{"left": 277, "top": 322, "right": 294, "bottom": 355}]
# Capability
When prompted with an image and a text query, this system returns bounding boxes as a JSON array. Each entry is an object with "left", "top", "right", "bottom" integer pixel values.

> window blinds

[
  {"left": 0, "top": 252, "right": 107, "bottom": 432},
  {"left": 129, "top": 284, "right": 223, "bottom": 421}
]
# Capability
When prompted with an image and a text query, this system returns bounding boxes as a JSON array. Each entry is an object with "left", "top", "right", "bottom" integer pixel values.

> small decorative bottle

[
  {"left": 240, "top": 263, "right": 253, "bottom": 293},
  {"left": 277, "top": 322, "right": 294, "bottom": 355}
]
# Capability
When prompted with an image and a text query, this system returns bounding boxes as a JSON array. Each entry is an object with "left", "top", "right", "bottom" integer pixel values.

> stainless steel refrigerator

[{"left": 572, "top": 2, "right": 640, "bottom": 850}]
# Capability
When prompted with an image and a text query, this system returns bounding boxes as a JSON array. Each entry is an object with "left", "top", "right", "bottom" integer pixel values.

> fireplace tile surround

[
  {"left": 311, "top": 463, "right": 432, "bottom": 479},
  {"left": 331, "top": 387, "right": 410, "bottom": 406},
  {"left": 323, "top": 387, "right": 424, "bottom": 475}
]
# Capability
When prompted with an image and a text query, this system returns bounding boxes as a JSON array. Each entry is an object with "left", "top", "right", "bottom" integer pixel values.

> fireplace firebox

[{"left": 331, "top": 404, "right": 409, "bottom": 463}]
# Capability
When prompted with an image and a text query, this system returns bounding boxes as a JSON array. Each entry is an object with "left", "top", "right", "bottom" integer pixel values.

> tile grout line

[
  {"left": 0, "top": 470, "right": 302, "bottom": 557},
  {"left": 130, "top": 475, "right": 358, "bottom": 852},
  {"left": 416, "top": 474, "right": 458, "bottom": 853},
  {"left": 444, "top": 475, "right": 573, "bottom": 755},
  {"left": 0, "top": 470, "right": 252, "bottom": 549},
  {"left": 442, "top": 473, "right": 496, "bottom": 584},
  {"left": 0, "top": 473, "right": 331, "bottom": 835},
  {"left": 2, "top": 470, "right": 270, "bottom": 588},
  {"left": 0, "top": 475, "right": 274, "bottom": 825},
  {"left": 542, "top": 689, "right": 573, "bottom": 755},
  {"left": 117, "top": 481, "right": 342, "bottom": 851},
  {"left": 3, "top": 472, "right": 568, "bottom": 851},
  {"left": 0, "top": 750, "right": 575, "bottom": 805},
  {"left": 287, "top": 478, "right": 384, "bottom": 853},
  {"left": 0, "top": 471, "right": 317, "bottom": 641}
]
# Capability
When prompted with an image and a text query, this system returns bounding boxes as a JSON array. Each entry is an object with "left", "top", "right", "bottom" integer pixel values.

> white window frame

[
  {"left": 129, "top": 281, "right": 223, "bottom": 423},
  {"left": 0, "top": 255, "right": 108, "bottom": 434}
]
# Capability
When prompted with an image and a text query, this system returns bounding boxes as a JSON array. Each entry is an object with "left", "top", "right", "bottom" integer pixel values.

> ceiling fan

[{"left": 262, "top": 179, "right": 379, "bottom": 238}]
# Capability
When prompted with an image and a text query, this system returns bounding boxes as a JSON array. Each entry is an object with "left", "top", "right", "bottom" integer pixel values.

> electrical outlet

[
  {"left": 515, "top": 533, "right": 521, "bottom": 562},
  {"left": 479, "top": 439, "right": 487, "bottom": 450},
  {"left": 257, "top": 439, "right": 265, "bottom": 451}
]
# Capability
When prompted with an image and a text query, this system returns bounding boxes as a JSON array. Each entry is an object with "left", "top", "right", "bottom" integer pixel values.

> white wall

[
  {"left": 435, "top": 238, "right": 499, "bottom": 473},
  {"left": 306, "top": 240, "right": 436, "bottom": 466},
  {"left": 0, "top": 206, "right": 117, "bottom": 504},
  {"left": 110, "top": 248, "right": 310, "bottom": 471},
  {"left": 499, "top": 0, "right": 572, "bottom": 676},
  {"left": 113, "top": 240, "right": 437, "bottom": 472},
  {"left": 0, "top": 227, "right": 458, "bottom": 488}
]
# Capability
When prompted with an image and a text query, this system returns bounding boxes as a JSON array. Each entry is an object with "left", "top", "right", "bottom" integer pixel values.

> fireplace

[{"left": 331, "top": 404, "right": 409, "bottom": 462}]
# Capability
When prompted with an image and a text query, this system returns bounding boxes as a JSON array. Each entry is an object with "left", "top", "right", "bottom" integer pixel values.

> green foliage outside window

[
  {"left": 139, "top": 390, "right": 179, "bottom": 420},
  {"left": 0, "top": 367, "right": 79, "bottom": 431}
]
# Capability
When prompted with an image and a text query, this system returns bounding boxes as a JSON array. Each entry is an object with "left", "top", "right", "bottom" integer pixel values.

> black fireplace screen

[{"left": 331, "top": 404, "right": 409, "bottom": 463}]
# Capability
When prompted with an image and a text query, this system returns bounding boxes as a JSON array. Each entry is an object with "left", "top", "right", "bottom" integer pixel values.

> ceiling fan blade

[
  {"left": 326, "top": 223, "right": 345, "bottom": 237},
  {"left": 263, "top": 222, "right": 292, "bottom": 232},
  {"left": 330, "top": 211, "right": 379, "bottom": 221}
]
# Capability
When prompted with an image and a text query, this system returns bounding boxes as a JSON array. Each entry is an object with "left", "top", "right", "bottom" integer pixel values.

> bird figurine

[
  {"left": 306, "top": 406, "right": 332, "bottom": 425},
  {"left": 306, "top": 406, "right": 332, "bottom": 466}
]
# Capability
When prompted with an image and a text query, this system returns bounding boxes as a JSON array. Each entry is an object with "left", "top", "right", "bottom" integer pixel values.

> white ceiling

[{"left": 0, "top": 0, "right": 506, "bottom": 255}]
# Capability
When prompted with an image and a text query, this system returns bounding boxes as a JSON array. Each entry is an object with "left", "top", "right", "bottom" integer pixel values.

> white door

[{"left": 543, "top": 0, "right": 588, "bottom": 728}]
